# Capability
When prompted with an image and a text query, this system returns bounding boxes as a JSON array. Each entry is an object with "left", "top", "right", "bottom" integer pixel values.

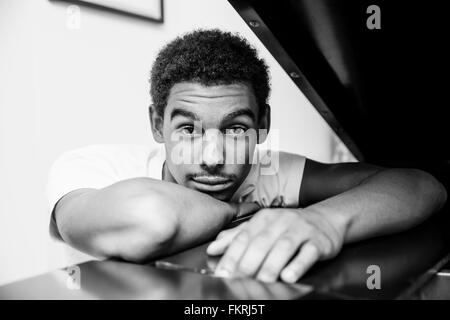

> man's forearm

[
  {"left": 305, "top": 168, "right": 447, "bottom": 243},
  {"left": 56, "top": 177, "right": 239, "bottom": 262}
]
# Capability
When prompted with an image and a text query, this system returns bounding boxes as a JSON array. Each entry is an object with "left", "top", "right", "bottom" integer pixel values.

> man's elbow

[
  {"left": 409, "top": 168, "right": 448, "bottom": 215},
  {"left": 97, "top": 195, "right": 179, "bottom": 263},
  {"left": 119, "top": 217, "right": 178, "bottom": 263}
]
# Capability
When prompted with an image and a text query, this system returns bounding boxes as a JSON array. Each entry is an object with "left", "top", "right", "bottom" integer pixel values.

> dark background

[{"left": 230, "top": 0, "right": 450, "bottom": 190}]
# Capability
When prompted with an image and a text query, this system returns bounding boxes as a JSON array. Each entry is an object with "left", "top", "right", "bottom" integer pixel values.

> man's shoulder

[
  {"left": 59, "top": 144, "right": 156, "bottom": 157},
  {"left": 54, "top": 144, "right": 161, "bottom": 164},
  {"left": 233, "top": 150, "right": 308, "bottom": 207},
  {"left": 255, "top": 149, "right": 307, "bottom": 176},
  {"left": 51, "top": 144, "right": 165, "bottom": 178}
]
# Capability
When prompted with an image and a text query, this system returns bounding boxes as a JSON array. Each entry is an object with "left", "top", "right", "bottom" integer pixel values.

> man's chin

[
  {"left": 209, "top": 192, "right": 232, "bottom": 201},
  {"left": 187, "top": 186, "right": 232, "bottom": 201},
  {"left": 196, "top": 189, "right": 231, "bottom": 201}
]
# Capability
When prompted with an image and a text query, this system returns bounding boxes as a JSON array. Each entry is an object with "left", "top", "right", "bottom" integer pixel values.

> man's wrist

[{"left": 300, "top": 203, "right": 352, "bottom": 245}]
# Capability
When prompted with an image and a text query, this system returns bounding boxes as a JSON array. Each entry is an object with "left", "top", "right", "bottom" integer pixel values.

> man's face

[{"left": 152, "top": 81, "right": 267, "bottom": 201}]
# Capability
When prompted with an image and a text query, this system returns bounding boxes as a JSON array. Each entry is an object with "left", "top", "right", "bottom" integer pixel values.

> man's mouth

[{"left": 190, "top": 175, "right": 234, "bottom": 192}]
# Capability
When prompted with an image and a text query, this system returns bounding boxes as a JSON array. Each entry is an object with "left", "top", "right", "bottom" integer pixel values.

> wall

[{"left": 0, "top": 0, "right": 349, "bottom": 285}]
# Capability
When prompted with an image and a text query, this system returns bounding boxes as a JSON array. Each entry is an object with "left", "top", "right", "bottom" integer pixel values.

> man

[{"left": 46, "top": 29, "right": 447, "bottom": 284}]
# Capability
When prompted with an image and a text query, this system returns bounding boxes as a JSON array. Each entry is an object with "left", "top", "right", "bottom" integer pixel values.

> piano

[{"left": 1, "top": 0, "right": 449, "bottom": 299}]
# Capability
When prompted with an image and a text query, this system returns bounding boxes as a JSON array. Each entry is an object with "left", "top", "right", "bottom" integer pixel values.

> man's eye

[
  {"left": 180, "top": 126, "right": 194, "bottom": 135},
  {"left": 226, "top": 127, "right": 247, "bottom": 135},
  {"left": 180, "top": 126, "right": 201, "bottom": 136}
]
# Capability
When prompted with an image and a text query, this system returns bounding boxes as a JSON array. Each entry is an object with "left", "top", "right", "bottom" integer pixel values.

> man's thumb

[{"left": 232, "top": 201, "right": 261, "bottom": 220}]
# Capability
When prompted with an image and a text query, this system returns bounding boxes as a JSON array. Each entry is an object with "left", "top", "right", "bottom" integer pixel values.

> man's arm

[
  {"left": 55, "top": 177, "right": 258, "bottom": 262},
  {"left": 299, "top": 160, "right": 448, "bottom": 242},
  {"left": 208, "top": 159, "right": 447, "bottom": 282}
]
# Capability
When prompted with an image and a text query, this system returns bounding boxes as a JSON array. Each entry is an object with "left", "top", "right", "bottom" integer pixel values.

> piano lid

[{"left": 228, "top": 0, "right": 450, "bottom": 181}]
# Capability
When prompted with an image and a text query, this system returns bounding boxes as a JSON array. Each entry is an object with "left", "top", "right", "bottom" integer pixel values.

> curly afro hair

[{"left": 150, "top": 29, "right": 270, "bottom": 118}]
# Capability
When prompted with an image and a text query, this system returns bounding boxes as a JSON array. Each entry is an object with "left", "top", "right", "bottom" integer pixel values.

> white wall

[{"left": 0, "top": 0, "right": 350, "bottom": 285}]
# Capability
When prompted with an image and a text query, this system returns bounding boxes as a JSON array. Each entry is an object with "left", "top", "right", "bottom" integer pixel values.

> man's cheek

[
  {"left": 224, "top": 138, "right": 256, "bottom": 165},
  {"left": 224, "top": 141, "right": 244, "bottom": 165},
  {"left": 168, "top": 139, "right": 202, "bottom": 165}
]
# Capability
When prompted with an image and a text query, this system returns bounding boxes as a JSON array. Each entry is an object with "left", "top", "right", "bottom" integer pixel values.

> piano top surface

[{"left": 1, "top": 211, "right": 449, "bottom": 300}]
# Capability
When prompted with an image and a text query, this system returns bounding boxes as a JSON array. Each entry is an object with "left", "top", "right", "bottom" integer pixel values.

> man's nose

[{"left": 201, "top": 130, "right": 224, "bottom": 170}]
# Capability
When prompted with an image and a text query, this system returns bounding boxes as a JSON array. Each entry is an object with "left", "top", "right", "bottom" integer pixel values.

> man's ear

[
  {"left": 257, "top": 103, "right": 271, "bottom": 144},
  {"left": 149, "top": 104, "right": 164, "bottom": 143}
]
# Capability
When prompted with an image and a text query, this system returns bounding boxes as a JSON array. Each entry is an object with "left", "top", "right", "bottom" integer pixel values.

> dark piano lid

[{"left": 228, "top": 0, "right": 450, "bottom": 186}]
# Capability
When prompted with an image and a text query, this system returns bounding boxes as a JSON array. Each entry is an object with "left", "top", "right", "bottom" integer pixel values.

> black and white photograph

[{"left": 1, "top": 0, "right": 450, "bottom": 307}]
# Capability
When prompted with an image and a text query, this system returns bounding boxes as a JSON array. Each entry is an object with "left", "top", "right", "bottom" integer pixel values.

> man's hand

[{"left": 207, "top": 207, "right": 348, "bottom": 283}]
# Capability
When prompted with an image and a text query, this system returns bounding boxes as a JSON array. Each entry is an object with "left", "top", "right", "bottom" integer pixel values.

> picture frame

[{"left": 51, "top": 0, "right": 164, "bottom": 23}]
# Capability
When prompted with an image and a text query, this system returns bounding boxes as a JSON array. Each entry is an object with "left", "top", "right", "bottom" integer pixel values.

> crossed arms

[{"left": 53, "top": 159, "right": 447, "bottom": 283}]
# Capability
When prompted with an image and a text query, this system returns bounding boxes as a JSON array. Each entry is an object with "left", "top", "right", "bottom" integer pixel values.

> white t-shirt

[{"left": 46, "top": 144, "right": 306, "bottom": 251}]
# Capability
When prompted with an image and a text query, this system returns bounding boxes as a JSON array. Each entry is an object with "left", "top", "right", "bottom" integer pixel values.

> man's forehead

[
  {"left": 165, "top": 82, "right": 260, "bottom": 122},
  {"left": 168, "top": 81, "right": 256, "bottom": 102}
]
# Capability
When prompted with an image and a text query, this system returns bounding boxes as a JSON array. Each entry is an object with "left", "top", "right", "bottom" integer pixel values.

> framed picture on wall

[{"left": 52, "top": 0, "right": 164, "bottom": 23}]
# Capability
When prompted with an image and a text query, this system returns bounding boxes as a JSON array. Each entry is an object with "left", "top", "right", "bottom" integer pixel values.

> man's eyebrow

[
  {"left": 170, "top": 108, "right": 200, "bottom": 121},
  {"left": 222, "top": 109, "right": 256, "bottom": 122}
]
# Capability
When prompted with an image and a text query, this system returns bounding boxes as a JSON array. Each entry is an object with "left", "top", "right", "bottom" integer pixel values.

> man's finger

[
  {"left": 237, "top": 218, "right": 291, "bottom": 277},
  {"left": 256, "top": 233, "right": 306, "bottom": 282},
  {"left": 280, "top": 242, "right": 320, "bottom": 283},
  {"left": 208, "top": 204, "right": 263, "bottom": 256},
  {"left": 214, "top": 230, "right": 250, "bottom": 277},
  {"left": 207, "top": 225, "right": 242, "bottom": 256}
]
